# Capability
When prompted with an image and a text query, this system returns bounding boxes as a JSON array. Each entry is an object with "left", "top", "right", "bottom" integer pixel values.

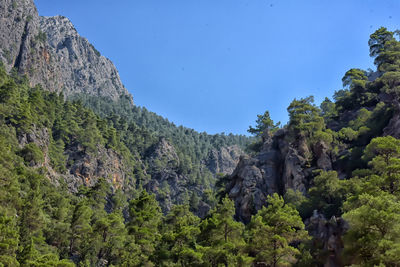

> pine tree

[
  {"left": 247, "top": 193, "right": 309, "bottom": 267},
  {"left": 0, "top": 214, "right": 19, "bottom": 266},
  {"left": 248, "top": 110, "right": 280, "bottom": 137},
  {"left": 199, "top": 197, "right": 252, "bottom": 267},
  {"left": 156, "top": 205, "right": 203, "bottom": 266},
  {"left": 69, "top": 200, "right": 93, "bottom": 260},
  {"left": 127, "top": 190, "right": 162, "bottom": 266}
]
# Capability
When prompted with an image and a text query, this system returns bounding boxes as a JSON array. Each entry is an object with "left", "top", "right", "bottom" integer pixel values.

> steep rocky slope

[
  {"left": 0, "top": 0, "right": 249, "bottom": 216},
  {"left": 0, "top": 0, "right": 132, "bottom": 101},
  {"left": 226, "top": 129, "right": 334, "bottom": 223},
  {"left": 145, "top": 138, "right": 243, "bottom": 216},
  {"left": 18, "top": 125, "right": 135, "bottom": 192},
  {"left": 206, "top": 145, "right": 242, "bottom": 175}
]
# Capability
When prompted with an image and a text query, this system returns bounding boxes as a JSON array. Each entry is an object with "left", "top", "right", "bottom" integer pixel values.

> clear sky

[{"left": 35, "top": 0, "right": 400, "bottom": 135}]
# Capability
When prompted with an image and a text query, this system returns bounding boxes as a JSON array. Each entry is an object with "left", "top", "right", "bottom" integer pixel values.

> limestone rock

[
  {"left": 206, "top": 145, "right": 242, "bottom": 175},
  {"left": 17, "top": 125, "right": 134, "bottom": 193},
  {"left": 313, "top": 140, "right": 333, "bottom": 170},
  {"left": 226, "top": 134, "right": 283, "bottom": 223},
  {"left": 226, "top": 128, "right": 334, "bottom": 222},
  {"left": 0, "top": 0, "right": 132, "bottom": 102},
  {"left": 144, "top": 138, "right": 210, "bottom": 216},
  {"left": 383, "top": 100, "right": 400, "bottom": 138},
  {"left": 305, "top": 210, "right": 349, "bottom": 267}
]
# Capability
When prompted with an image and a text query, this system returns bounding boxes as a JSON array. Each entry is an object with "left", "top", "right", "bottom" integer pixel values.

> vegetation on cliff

[{"left": 1, "top": 21, "right": 400, "bottom": 266}]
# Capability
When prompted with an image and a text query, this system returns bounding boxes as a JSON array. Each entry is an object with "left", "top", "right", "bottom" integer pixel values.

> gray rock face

[
  {"left": 305, "top": 211, "right": 349, "bottom": 267},
  {"left": 0, "top": 0, "right": 132, "bottom": 102},
  {"left": 18, "top": 125, "right": 134, "bottom": 193},
  {"left": 226, "top": 130, "right": 333, "bottom": 223},
  {"left": 144, "top": 138, "right": 211, "bottom": 217},
  {"left": 206, "top": 145, "right": 243, "bottom": 175},
  {"left": 383, "top": 100, "right": 400, "bottom": 138},
  {"left": 64, "top": 142, "right": 133, "bottom": 192},
  {"left": 147, "top": 137, "right": 180, "bottom": 167},
  {"left": 226, "top": 133, "right": 284, "bottom": 223}
]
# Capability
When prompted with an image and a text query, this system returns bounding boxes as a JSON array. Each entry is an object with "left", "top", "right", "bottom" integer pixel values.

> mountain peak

[{"left": 0, "top": 0, "right": 133, "bottom": 103}]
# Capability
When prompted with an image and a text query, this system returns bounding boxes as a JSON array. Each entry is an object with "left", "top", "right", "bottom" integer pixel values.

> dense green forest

[
  {"left": 1, "top": 26, "right": 400, "bottom": 266},
  {"left": 71, "top": 93, "right": 251, "bottom": 164}
]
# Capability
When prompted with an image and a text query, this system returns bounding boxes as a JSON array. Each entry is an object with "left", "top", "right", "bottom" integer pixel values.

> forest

[{"left": 1, "top": 26, "right": 400, "bottom": 266}]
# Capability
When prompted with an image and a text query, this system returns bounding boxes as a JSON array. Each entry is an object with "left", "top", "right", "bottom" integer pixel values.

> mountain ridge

[
  {"left": 0, "top": 0, "right": 132, "bottom": 102},
  {"left": 0, "top": 0, "right": 252, "bottom": 217}
]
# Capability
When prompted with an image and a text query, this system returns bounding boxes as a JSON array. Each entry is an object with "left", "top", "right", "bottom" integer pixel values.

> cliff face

[
  {"left": 145, "top": 138, "right": 244, "bottom": 217},
  {"left": 18, "top": 125, "right": 135, "bottom": 193},
  {"left": 0, "top": 0, "right": 250, "bottom": 218},
  {"left": 0, "top": 0, "right": 132, "bottom": 102},
  {"left": 226, "top": 130, "right": 333, "bottom": 223},
  {"left": 206, "top": 145, "right": 242, "bottom": 175},
  {"left": 0, "top": 0, "right": 136, "bottom": 195}
]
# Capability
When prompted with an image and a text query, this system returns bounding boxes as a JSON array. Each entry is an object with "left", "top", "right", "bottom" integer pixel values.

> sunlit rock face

[{"left": 0, "top": 0, "right": 132, "bottom": 102}]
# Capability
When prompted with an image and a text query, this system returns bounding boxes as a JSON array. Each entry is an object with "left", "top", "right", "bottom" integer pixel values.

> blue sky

[{"left": 35, "top": 0, "right": 400, "bottom": 135}]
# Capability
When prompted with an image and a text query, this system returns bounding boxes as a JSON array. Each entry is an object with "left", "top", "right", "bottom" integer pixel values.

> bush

[
  {"left": 48, "top": 139, "right": 67, "bottom": 173},
  {"left": 338, "top": 127, "right": 358, "bottom": 142},
  {"left": 18, "top": 143, "right": 44, "bottom": 165}
]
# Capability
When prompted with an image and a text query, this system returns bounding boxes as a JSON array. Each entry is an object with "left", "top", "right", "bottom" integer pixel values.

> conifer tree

[
  {"left": 156, "top": 205, "right": 203, "bottom": 266},
  {"left": 127, "top": 190, "right": 162, "bottom": 266},
  {"left": 247, "top": 193, "right": 308, "bottom": 267},
  {"left": 199, "top": 197, "right": 252, "bottom": 267}
]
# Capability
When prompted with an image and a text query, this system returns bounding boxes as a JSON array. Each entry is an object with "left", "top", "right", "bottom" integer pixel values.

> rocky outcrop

[
  {"left": 147, "top": 137, "right": 180, "bottom": 168},
  {"left": 145, "top": 138, "right": 183, "bottom": 212},
  {"left": 226, "top": 131, "right": 284, "bottom": 223},
  {"left": 0, "top": 0, "right": 132, "bottom": 102},
  {"left": 18, "top": 125, "right": 134, "bottom": 193},
  {"left": 206, "top": 145, "right": 242, "bottom": 175},
  {"left": 63, "top": 142, "right": 134, "bottom": 192},
  {"left": 144, "top": 138, "right": 211, "bottom": 216},
  {"left": 226, "top": 129, "right": 333, "bottom": 223},
  {"left": 383, "top": 99, "right": 400, "bottom": 138},
  {"left": 305, "top": 211, "right": 349, "bottom": 267}
]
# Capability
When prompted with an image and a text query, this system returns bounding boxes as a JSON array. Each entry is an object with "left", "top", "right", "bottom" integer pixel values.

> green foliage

[
  {"left": 248, "top": 110, "right": 280, "bottom": 137},
  {"left": 127, "top": 190, "right": 162, "bottom": 266},
  {"left": 284, "top": 189, "right": 311, "bottom": 219},
  {"left": 70, "top": 92, "right": 253, "bottom": 206},
  {"left": 199, "top": 197, "right": 252, "bottom": 266},
  {"left": 287, "top": 96, "right": 325, "bottom": 139},
  {"left": 320, "top": 97, "right": 337, "bottom": 123},
  {"left": 369, "top": 27, "right": 395, "bottom": 58},
  {"left": 343, "top": 193, "right": 400, "bottom": 266},
  {"left": 364, "top": 135, "right": 400, "bottom": 163},
  {"left": 18, "top": 143, "right": 44, "bottom": 166},
  {"left": 247, "top": 194, "right": 309, "bottom": 267},
  {"left": 0, "top": 214, "right": 19, "bottom": 266},
  {"left": 308, "top": 171, "right": 345, "bottom": 218},
  {"left": 341, "top": 136, "right": 400, "bottom": 266},
  {"left": 368, "top": 27, "right": 400, "bottom": 72},
  {"left": 156, "top": 205, "right": 203, "bottom": 266},
  {"left": 48, "top": 138, "right": 67, "bottom": 172}
]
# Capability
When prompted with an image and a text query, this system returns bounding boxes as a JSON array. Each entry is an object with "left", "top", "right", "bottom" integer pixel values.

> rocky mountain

[
  {"left": 18, "top": 124, "right": 135, "bottom": 193},
  {"left": 0, "top": 0, "right": 132, "bottom": 102},
  {"left": 225, "top": 128, "right": 345, "bottom": 264},
  {"left": 144, "top": 138, "right": 243, "bottom": 216},
  {"left": 206, "top": 145, "right": 242, "bottom": 175},
  {"left": 223, "top": 63, "right": 400, "bottom": 265},
  {"left": 227, "top": 130, "right": 333, "bottom": 223},
  {"left": 2, "top": 1, "right": 400, "bottom": 265},
  {"left": 0, "top": 0, "right": 249, "bottom": 218}
]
